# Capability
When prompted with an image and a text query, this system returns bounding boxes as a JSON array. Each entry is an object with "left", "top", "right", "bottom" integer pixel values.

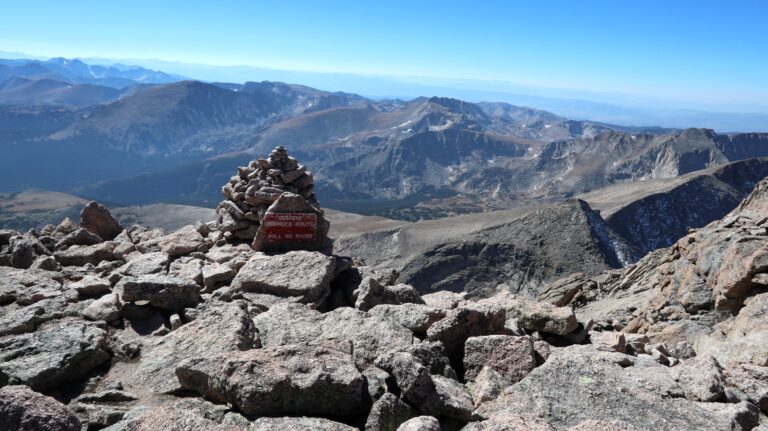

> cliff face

[
  {"left": 554, "top": 177, "right": 768, "bottom": 368},
  {"left": 604, "top": 158, "right": 768, "bottom": 255}
]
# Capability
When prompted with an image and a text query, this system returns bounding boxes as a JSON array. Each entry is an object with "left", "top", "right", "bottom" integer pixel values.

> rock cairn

[{"left": 217, "top": 146, "right": 329, "bottom": 252}]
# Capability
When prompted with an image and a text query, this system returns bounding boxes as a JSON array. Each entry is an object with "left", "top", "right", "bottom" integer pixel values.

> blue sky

[{"left": 2, "top": 0, "right": 767, "bottom": 112}]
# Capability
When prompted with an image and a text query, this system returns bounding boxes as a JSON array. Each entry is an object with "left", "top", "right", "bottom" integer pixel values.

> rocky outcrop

[
  {"left": 561, "top": 178, "right": 768, "bottom": 370},
  {"left": 177, "top": 345, "right": 365, "bottom": 416},
  {"left": 81, "top": 201, "right": 123, "bottom": 241}
]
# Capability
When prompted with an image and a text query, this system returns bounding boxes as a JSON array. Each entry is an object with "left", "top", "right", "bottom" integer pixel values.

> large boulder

[
  {"left": 0, "top": 318, "right": 110, "bottom": 389},
  {"left": 80, "top": 201, "right": 123, "bottom": 241},
  {"left": 118, "top": 275, "right": 200, "bottom": 311},
  {"left": 463, "top": 335, "right": 537, "bottom": 383},
  {"left": 478, "top": 292, "right": 578, "bottom": 335},
  {"left": 368, "top": 303, "right": 446, "bottom": 334},
  {"left": 0, "top": 385, "right": 81, "bottom": 431},
  {"left": 54, "top": 242, "right": 116, "bottom": 267},
  {"left": 113, "top": 301, "right": 257, "bottom": 395},
  {"left": 231, "top": 251, "right": 335, "bottom": 305},
  {"left": 474, "top": 345, "right": 749, "bottom": 430},
  {"left": 253, "top": 303, "right": 414, "bottom": 368},
  {"left": 116, "top": 252, "right": 169, "bottom": 277},
  {"left": 670, "top": 355, "right": 726, "bottom": 402},
  {"left": 176, "top": 345, "right": 365, "bottom": 416}
]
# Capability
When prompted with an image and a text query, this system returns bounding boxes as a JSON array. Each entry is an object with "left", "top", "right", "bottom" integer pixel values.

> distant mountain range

[{"left": 1, "top": 56, "right": 768, "bottom": 222}]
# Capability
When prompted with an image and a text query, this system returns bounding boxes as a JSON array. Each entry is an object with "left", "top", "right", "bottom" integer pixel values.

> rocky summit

[{"left": 0, "top": 167, "right": 767, "bottom": 430}]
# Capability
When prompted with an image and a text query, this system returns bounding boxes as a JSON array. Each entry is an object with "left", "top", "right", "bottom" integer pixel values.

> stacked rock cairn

[{"left": 217, "top": 146, "right": 320, "bottom": 245}]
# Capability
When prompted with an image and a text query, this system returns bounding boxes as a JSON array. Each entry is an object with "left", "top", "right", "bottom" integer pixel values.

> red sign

[{"left": 261, "top": 213, "right": 317, "bottom": 243}]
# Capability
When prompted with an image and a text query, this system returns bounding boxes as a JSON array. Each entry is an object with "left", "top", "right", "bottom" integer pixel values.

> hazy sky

[{"left": 2, "top": 0, "right": 767, "bottom": 111}]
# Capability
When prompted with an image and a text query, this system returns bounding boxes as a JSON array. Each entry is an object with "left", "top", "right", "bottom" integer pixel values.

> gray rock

[
  {"left": 55, "top": 242, "right": 116, "bottom": 266},
  {"left": 9, "top": 234, "right": 49, "bottom": 269},
  {"left": 695, "top": 292, "right": 768, "bottom": 366},
  {"left": 374, "top": 351, "right": 440, "bottom": 416},
  {"left": 202, "top": 263, "right": 235, "bottom": 288},
  {"left": 56, "top": 227, "right": 103, "bottom": 249},
  {"left": 365, "top": 392, "right": 418, "bottom": 431},
  {"left": 231, "top": 251, "right": 335, "bottom": 305},
  {"left": 83, "top": 293, "right": 121, "bottom": 321},
  {"left": 355, "top": 277, "right": 425, "bottom": 311},
  {"left": 694, "top": 401, "right": 760, "bottom": 431},
  {"left": 478, "top": 292, "right": 578, "bottom": 335},
  {"left": 127, "top": 301, "right": 257, "bottom": 395},
  {"left": 462, "top": 412, "right": 556, "bottom": 431},
  {"left": 0, "top": 266, "right": 64, "bottom": 305},
  {"left": 396, "top": 416, "right": 441, "bottom": 431},
  {"left": 71, "top": 403, "right": 128, "bottom": 430},
  {"left": 249, "top": 416, "right": 357, "bottom": 431},
  {"left": 28, "top": 255, "right": 61, "bottom": 271},
  {"left": 253, "top": 303, "right": 415, "bottom": 368},
  {"left": 102, "top": 406, "right": 238, "bottom": 431},
  {"left": 363, "top": 366, "right": 390, "bottom": 402},
  {"left": 426, "top": 303, "right": 506, "bottom": 358},
  {"left": 432, "top": 374, "right": 473, "bottom": 420},
  {"left": 0, "top": 318, "right": 109, "bottom": 389},
  {"left": 368, "top": 303, "right": 446, "bottom": 334},
  {"left": 0, "top": 385, "right": 80, "bottom": 431},
  {"left": 724, "top": 363, "right": 768, "bottom": 413},
  {"left": 81, "top": 201, "right": 123, "bottom": 241},
  {"left": 466, "top": 366, "right": 508, "bottom": 405},
  {"left": 69, "top": 274, "right": 112, "bottom": 296},
  {"left": 118, "top": 274, "right": 200, "bottom": 311},
  {"left": 0, "top": 297, "right": 70, "bottom": 336},
  {"left": 421, "top": 290, "right": 467, "bottom": 309},
  {"left": 137, "top": 225, "right": 206, "bottom": 257},
  {"left": 671, "top": 355, "right": 726, "bottom": 402},
  {"left": 117, "top": 252, "right": 169, "bottom": 277},
  {"left": 463, "top": 335, "right": 536, "bottom": 383},
  {"left": 402, "top": 341, "right": 457, "bottom": 379},
  {"left": 474, "top": 345, "right": 740, "bottom": 430},
  {"left": 177, "top": 345, "right": 365, "bottom": 416}
]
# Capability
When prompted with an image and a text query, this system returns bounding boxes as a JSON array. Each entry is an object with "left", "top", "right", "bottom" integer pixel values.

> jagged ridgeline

[{"left": 0, "top": 165, "right": 767, "bottom": 428}]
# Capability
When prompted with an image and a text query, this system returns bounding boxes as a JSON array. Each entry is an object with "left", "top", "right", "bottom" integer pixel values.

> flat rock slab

[
  {"left": 230, "top": 251, "right": 335, "bottom": 304},
  {"left": 118, "top": 275, "right": 200, "bottom": 311},
  {"left": 176, "top": 345, "right": 365, "bottom": 416},
  {"left": 118, "top": 301, "right": 257, "bottom": 395},
  {"left": 0, "top": 318, "right": 109, "bottom": 389},
  {"left": 249, "top": 417, "right": 357, "bottom": 431},
  {"left": 253, "top": 303, "right": 414, "bottom": 368},
  {"left": 0, "top": 266, "right": 64, "bottom": 305}
]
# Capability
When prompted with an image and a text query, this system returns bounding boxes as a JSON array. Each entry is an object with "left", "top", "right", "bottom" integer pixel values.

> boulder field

[{"left": 0, "top": 180, "right": 767, "bottom": 430}]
